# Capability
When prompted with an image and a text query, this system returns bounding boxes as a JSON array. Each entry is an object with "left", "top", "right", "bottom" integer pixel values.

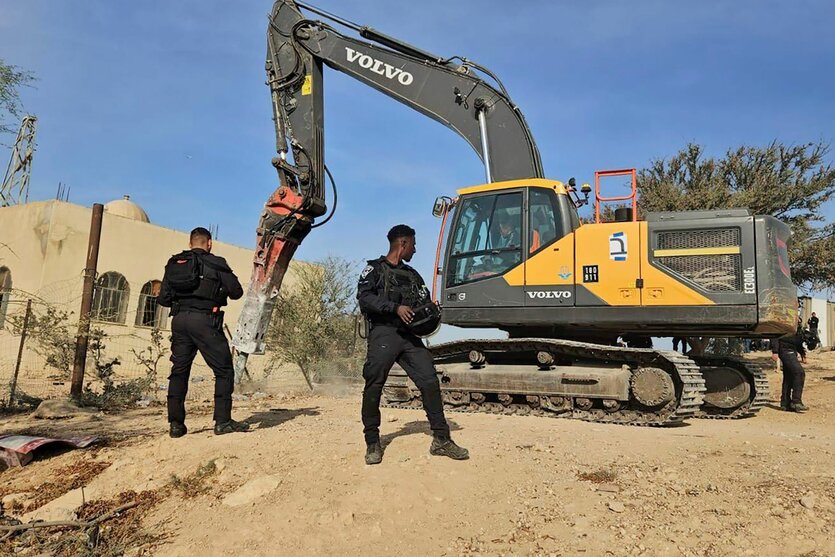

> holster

[
  {"left": 211, "top": 310, "right": 225, "bottom": 331},
  {"left": 170, "top": 302, "right": 181, "bottom": 317}
]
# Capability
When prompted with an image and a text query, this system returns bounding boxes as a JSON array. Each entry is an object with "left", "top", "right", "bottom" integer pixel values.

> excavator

[{"left": 231, "top": 0, "right": 798, "bottom": 426}]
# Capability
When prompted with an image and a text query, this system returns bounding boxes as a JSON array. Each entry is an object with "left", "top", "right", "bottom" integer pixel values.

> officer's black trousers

[
  {"left": 779, "top": 352, "right": 805, "bottom": 406},
  {"left": 167, "top": 311, "right": 234, "bottom": 424},
  {"left": 361, "top": 325, "right": 450, "bottom": 445}
]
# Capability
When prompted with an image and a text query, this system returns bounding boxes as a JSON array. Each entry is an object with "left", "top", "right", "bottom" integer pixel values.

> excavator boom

[{"left": 233, "top": 0, "right": 544, "bottom": 376}]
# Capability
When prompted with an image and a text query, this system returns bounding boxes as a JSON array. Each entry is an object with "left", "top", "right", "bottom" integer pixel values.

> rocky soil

[{"left": 1, "top": 351, "right": 833, "bottom": 556}]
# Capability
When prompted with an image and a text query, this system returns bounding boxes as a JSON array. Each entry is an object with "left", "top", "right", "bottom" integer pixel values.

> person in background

[
  {"left": 807, "top": 312, "right": 819, "bottom": 342},
  {"left": 770, "top": 325, "right": 808, "bottom": 412}
]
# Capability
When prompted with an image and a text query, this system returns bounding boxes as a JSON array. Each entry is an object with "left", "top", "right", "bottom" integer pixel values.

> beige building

[{"left": 0, "top": 197, "right": 295, "bottom": 398}]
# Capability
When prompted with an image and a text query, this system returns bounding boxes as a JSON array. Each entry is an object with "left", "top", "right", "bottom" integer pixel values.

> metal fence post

[
  {"left": 70, "top": 203, "right": 104, "bottom": 400},
  {"left": 9, "top": 299, "right": 33, "bottom": 406}
]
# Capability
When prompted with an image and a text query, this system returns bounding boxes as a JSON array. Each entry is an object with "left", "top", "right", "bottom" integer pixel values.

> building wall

[
  {"left": 0, "top": 200, "right": 301, "bottom": 396},
  {"left": 799, "top": 295, "right": 831, "bottom": 348},
  {"left": 810, "top": 297, "right": 830, "bottom": 348}
]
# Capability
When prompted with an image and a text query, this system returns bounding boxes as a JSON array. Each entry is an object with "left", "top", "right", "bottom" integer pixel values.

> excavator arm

[{"left": 232, "top": 0, "right": 543, "bottom": 379}]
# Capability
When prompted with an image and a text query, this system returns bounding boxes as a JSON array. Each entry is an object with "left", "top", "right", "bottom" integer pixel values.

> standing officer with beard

[{"left": 357, "top": 224, "right": 469, "bottom": 465}]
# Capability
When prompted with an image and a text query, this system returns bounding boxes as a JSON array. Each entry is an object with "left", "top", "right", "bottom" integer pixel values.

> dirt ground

[{"left": 1, "top": 350, "right": 834, "bottom": 557}]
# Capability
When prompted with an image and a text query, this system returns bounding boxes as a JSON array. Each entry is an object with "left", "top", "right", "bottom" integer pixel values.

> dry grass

[
  {"left": 28, "top": 459, "right": 111, "bottom": 511},
  {"left": 1, "top": 489, "right": 167, "bottom": 557},
  {"left": 168, "top": 460, "right": 217, "bottom": 499},
  {"left": 577, "top": 467, "right": 618, "bottom": 484}
]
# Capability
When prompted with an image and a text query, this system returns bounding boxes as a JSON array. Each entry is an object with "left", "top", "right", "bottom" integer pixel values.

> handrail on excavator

[{"left": 594, "top": 168, "right": 637, "bottom": 223}]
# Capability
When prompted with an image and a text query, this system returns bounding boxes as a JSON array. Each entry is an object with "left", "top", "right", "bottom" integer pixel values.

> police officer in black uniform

[
  {"left": 770, "top": 325, "right": 808, "bottom": 412},
  {"left": 808, "top": 312, "right": 820, "bottom": 342},
  {"left": 159, "top": 227, "right": 250, "bottom": 437},
  {"left": 358, "top": 224, "right": 468, "bottom": 465}
]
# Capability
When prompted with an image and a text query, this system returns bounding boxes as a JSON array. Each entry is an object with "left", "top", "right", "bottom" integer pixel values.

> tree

[
  {"left": 638, "top": 142, "right": 835, "bottom": 292},
  {"left": 266, "top": 256, "right": 365, "bottom": 386},
  {"left": 0, "top": 59, "right": 35, "bottom": 135}
]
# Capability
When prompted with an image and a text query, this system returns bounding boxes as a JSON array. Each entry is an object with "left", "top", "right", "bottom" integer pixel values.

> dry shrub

[
  {"left": 169, "top": 460, "right": 217, "bottom": 498},
  {"left": 577, "top": 467, "right": 618, "bottom": 484}
]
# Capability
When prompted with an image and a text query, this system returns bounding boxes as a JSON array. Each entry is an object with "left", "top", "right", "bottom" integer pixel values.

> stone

[
  {"left": 22, "top": 487, "right": 87, "bottom": 522},
  {"left": 596, "top": 484, "right": 621, "bottom": 493},
  {"left": 31, "top": 399, "right": 95, "bottom": 420},
  {"left": 608, "top": 501, "right": 625, "bottom": 513},
  {"left": 1, "top": 492, "right": 30, "bottom": 509},
  {"left": 222, "top": 476, "right": 281, "bottom": 507},
  {"left": 386, "top": 415, "right": 398, "bottom": 423},
  {"left": 251, "top": 392, "right": 269, "bottom": 400},
  {"left": 800, "top": 494, "right": 816, "bottom": 510}
]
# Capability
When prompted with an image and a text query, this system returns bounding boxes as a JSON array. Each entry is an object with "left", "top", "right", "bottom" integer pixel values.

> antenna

[{"left": 1, "top": 115, "right": 38, "bottom": 207}]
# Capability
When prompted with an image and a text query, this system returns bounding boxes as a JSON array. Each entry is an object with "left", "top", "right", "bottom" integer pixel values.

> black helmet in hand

[{"left": 407, "top": 301, "right": 441, "bottom": 337}]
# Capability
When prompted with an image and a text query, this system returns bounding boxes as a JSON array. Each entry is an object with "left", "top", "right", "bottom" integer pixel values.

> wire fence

[
  {"left": 0, "top": 291, "right": 225, "bottom": 408},
  {"left": 0, "top": 287, "right": 365, "bottom": 409}
]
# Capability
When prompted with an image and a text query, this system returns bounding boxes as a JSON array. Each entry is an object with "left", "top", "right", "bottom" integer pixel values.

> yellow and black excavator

[{"left": 232, "top": 1, "right": 797, "bottom": 426}]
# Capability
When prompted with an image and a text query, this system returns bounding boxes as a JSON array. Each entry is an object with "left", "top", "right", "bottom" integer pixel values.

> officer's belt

[{"left": 178, "top": 307, "right": 222, "bottom": 314}]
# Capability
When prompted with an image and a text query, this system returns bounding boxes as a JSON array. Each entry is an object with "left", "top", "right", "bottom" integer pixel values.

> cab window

[
  {"left": 529, "top": 188, "right": 562, "bottom": 254},
  {"left": 447, "top": 192, "right": 522, "bottom": 287}
]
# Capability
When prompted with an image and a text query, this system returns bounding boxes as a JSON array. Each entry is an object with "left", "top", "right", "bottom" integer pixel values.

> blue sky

[{"left": 2, "top": 0, "right": 834, "bottom": 342}]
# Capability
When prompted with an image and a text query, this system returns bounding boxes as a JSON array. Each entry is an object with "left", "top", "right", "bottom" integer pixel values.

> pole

[
  {"left": 9, "top": 299, "right": 33, "bottom": 406},
  {"left": 70, "top": 203, "right": 104, "bottom": 400}
]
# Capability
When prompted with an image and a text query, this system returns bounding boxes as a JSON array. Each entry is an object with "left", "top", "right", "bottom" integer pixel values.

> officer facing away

[
  {"left": 358, "top": 224, "right": 468, "bottom": 465},
  {"left": 159, "top": 227, "right": 250, "bottom": 437},
  {"left": 770, "top": 325, "right": 808, "bottom": 412}
]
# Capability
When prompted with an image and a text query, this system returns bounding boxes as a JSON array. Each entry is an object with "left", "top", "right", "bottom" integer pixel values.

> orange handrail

[{"left": 594, "top": 168, "right": 637, "bottom": 223}]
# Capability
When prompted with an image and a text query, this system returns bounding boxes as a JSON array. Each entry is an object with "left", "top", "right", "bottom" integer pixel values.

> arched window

[
  {"left": 0, "top": 267, "right": 11, "bottom": 328},
  {"left": 91, "top": 272, "right": 129, "bottom": 324},
  {"left": 135, "top": 280, "right": 168, "bottom": 329}
]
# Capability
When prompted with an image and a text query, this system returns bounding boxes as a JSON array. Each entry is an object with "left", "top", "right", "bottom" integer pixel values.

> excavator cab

[{"left": 434, "top": 177, "right": 797, "bottom": 343}]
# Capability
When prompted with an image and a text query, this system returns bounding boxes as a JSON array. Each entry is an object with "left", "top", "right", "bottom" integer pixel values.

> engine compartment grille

[
  {"left": 657, "top": 228, "right": 740, "bottom": 250},
  {"left": 656, "top": 228, "right": 743, "bottom": 292}
]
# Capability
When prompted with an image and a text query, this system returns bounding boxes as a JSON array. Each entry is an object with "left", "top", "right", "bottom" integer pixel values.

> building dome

[{"left": 104, "top": 195, "right": 150, "bottom": 223}]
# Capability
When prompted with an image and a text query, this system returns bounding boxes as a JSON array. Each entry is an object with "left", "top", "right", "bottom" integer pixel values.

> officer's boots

[
  {"left": 430, "top": 437, "right": 469, "bottom": 460},
  {"left": 169, "top": 422, "right": 188, "bottom": 439},
  {"left": 214, "top": 419, "right": 251, "bottom": 435},
  {"left": 365, "top": 442, "right": 383, "bottom": 465},
  {"left": 791, "top": 402, "right": 809, "bottom": 412}
]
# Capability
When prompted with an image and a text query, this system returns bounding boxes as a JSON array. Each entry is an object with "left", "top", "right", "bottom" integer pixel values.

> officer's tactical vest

[{"left": 378, "top": 263, "right": 440, "bottom": 337}]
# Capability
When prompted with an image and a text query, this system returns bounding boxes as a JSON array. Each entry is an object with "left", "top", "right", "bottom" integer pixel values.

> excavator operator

[{"left": 357, "top": 224, "right": 469, "bottom": 465}]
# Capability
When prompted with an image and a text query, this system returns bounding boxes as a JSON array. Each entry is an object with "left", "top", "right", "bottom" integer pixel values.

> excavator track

[
  {"left": 692, "top": 356, "right": 769, "bottom": 419},
  {"left": 383, "top": 338, "right": 706, "bottom": 427}
]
